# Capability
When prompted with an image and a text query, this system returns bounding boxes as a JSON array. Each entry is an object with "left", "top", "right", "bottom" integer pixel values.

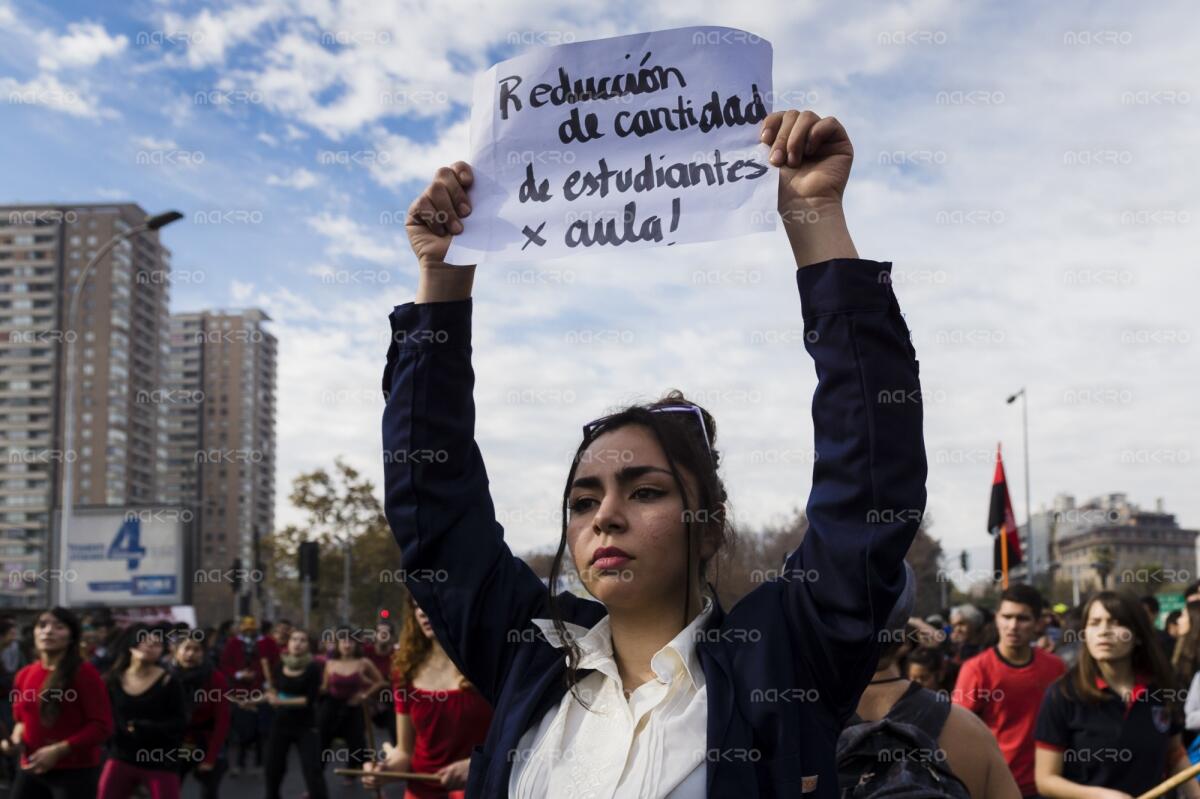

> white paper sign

[{"left": 445, "top": 26, "right": 776, "bottom": 265}]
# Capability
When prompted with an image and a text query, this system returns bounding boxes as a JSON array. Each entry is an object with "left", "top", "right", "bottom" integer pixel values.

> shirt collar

[
  {"left": 531, "top": 595, "right": 715, "bottom": 691},
  {"left": 1095, "top": 674, "right": 1149, "bottom": 706}
]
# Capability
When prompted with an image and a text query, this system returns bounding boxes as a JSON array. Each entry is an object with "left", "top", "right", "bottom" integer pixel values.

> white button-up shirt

[{"left": 508, "top": 597, "right": 714, "bottom": 798}]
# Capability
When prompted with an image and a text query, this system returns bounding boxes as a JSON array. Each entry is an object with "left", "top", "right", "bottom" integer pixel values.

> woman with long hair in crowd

[
  {"left": 97, "top": 623, "right": 187, "bottom": 799},
  {"left": 363, "top": 596, "right": 493, "bottom": 797},
  {"left": 0, "top": 607, "right": 114, "bottom": 798},
  {"left": 1035, "top": 590, "right": 1199, "bottom": 799},
  {"left": 264, "top": 628, "right": 327, "bottom": 799},
  {"left": 171, "top": 631, "right": 231, "bottom": 799},
  {"left": 1171, "top": 601, "right": 1200, "bottom": 689},
  {"left": 317, "top": 627, "right": 386, "bottom": 781}
]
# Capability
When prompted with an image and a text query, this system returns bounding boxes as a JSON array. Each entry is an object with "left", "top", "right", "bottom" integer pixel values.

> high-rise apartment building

[
  {"left": 163, "top": 310, "right": 276, "bottom": 624},
  {"left": 0, "top": 204, "right": 170, "bottom": 608}
]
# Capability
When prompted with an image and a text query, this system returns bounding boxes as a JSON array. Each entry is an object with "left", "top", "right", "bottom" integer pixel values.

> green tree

[{"left": 264, "top": 459, "right": 400, "bottom": 635}]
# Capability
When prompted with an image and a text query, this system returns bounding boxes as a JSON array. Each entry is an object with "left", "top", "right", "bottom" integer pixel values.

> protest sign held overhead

[{"left": 445, "top": 26, "right": 775, "bottom": 265}]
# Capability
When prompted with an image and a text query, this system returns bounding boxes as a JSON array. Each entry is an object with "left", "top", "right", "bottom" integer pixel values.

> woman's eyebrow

[{"left": 570, "top": 465, "right": 672, "bottom": 490}]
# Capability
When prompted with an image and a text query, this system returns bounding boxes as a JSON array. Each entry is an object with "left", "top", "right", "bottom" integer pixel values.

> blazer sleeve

[
  {"left": 381, "top": 298, "right": 588, "bottom": 704},
  {"left": 781, "top": 258, "right": 927, "bottom": 716}
]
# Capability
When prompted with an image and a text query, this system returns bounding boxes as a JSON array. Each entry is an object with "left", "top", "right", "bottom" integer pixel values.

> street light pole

[
  {"left": 56, "top": 211, "right": 183, "bottom": 605},
  {"left": 1006, "top": 387, "right": 1034, "bottom": 581}
]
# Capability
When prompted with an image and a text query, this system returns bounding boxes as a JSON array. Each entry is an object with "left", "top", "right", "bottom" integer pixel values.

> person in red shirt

[
  {"left": 217, "top": 616, "right": 276, "bottom": 775},
  {"left": 363, "top": 597, "right": 493, "bottom": 799},
  {"left": 954, "top": 584, "right": 1066, "bottom": 798},
  {"left": 171, "top": 632, "right": 231, "bottom": 798},
  {"left": 0, "top": 606, "right": 115, "bottom": 798}
]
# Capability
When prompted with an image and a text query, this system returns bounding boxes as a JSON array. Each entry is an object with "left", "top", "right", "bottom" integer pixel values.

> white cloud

[
  {"left": 132, "top": 134, "right": 178, "bottom": 150},
  {"left": 0, "top": 73, "right": 109, "bottom": 118},
  {"left": 37, "top": 21, "right": 127, "bottom": 71},
  {"left": 306, "top": 212, "right": 402, "bottom": 264},
  {"left": 266, "top": 167, "right": 319, "bottom": 189},
  {"left": 367, "top": 119, "right": 469, "bottom": 188},
  {"left": 257, "top": 131, "right": 279, "bottom": 147}
]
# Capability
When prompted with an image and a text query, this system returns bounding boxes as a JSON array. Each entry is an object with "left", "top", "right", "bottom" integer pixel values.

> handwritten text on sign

[{"left": 445, "top": 26, "right": 775, "bottom": 265}]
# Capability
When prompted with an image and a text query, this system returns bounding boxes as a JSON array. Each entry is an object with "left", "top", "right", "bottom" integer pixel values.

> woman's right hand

[
  {"left": 362, "top": 741, "right": 411, "bottom": 789},
  {"left": 406, "top": 162, "right": 474, "bottom": 267}
]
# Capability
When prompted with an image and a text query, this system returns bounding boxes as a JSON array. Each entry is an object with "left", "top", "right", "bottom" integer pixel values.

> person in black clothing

[
  {"left": 171, "top": 634, "right": 232, "bottom": 799},
  {"left": 98, "top": 623, "right": 188, "bottom": 799},
  {"left": 264, "top": 629, "right": 327, "bottom": 799},
  {"left": 841, "top": 565, "right": 1018, "bottom": 799},
  {"left": 1035, "top": 590, "right": 1200, "bottom": 799}
]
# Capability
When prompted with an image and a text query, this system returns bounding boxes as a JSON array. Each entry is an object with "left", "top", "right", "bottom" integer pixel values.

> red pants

[{"left": 97, "top": 759, "right": 181, "bottom": 799}]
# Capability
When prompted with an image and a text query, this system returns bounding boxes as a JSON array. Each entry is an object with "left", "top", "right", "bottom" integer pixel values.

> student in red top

[
  {"left": 954, "top": 584, "right": 1066, "bottom": 798},
  {"left": 171, "top": 632, "right": 232, "bottom": 799},
  {"left": 1035, "top": 590, "right": 1199, "bottom": 799},
  {"left": 217, "top": 616, "right": 275, "bottom": 775},
  {"left": 0, "top": 607, "right": 115, "bottom": 798},
  {"left": 363, "top": 597, "right": 492, "bottom": 798}
]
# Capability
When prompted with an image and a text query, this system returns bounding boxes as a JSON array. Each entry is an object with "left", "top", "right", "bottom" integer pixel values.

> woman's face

[
  {"left": 1084, "top": 601, "right": 1135, "bottom": 663},
  {"left": 337, "top": 637, "right": 356, "bottom": 658},
  {"left": 907, "top": 662, "right": 938, "bottom": 690},
  {"left": 288, "top": 631, "right": 309, "bottom": 656},
  {"left": 34, "top": 614, "right": 71, "bottom": 655},
  {"left": 133, "top": 631, "right": 164, "bottom": 664},
  {"left": 566, "top": 424, "right": 715, "bottom": 612},
  {"left": 174, "top": 638, "right": 204, "bottom": 668},
  {"left": 413, "top": 606, "right": 434, "bottom": 640}
]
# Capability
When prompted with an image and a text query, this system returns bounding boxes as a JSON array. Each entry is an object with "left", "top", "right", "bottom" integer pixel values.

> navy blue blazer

[{"left": 381, "top": 258, "right": 927, "bottom": 797}]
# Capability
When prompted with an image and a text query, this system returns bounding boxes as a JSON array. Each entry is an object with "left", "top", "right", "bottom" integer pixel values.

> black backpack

[{"left": 836, "top": 683, "right": 971, "bottom": 799}]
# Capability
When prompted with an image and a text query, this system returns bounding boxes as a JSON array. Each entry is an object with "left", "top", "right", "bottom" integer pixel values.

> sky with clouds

[{"left": 1, "top": 0, "right": 1196, "bottom": 585}]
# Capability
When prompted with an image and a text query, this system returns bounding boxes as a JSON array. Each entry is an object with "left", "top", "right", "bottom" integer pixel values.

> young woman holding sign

[{"left": 382, "top": 108, "right": 926, "bottom": 797}]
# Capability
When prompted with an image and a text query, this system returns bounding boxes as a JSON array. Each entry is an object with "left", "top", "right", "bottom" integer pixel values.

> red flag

[{"left": 989, "top": 443, "right": 1023, "bottom": 576}]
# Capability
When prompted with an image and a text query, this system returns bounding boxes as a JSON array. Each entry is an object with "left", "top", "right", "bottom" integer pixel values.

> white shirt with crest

[{"left": 507, "top": 596, "right": 715, "bottom": 798}]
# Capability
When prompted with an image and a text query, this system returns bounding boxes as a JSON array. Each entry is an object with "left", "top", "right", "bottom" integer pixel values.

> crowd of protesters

[
  {"left": 0, "top": 600, "right": 484, "bottom": 799},
  {"left": 0, "top": 577, "right": 1198, "bottom": 798}
]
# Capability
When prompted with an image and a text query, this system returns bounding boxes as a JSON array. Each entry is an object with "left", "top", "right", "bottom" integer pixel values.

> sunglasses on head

[{"left": 582, "top": 405, "right": 712, "bottom": 457}]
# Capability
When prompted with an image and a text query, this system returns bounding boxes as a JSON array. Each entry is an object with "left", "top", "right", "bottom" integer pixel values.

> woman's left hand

[
  {"left": 437, "top": 757, "right": 471, "bottom": 789},
  {"left": 23, "top": 742, "right": 67, "bottom": 774},
  {"left": 760, "top": 110, "right": 854, "bottom": 215}
]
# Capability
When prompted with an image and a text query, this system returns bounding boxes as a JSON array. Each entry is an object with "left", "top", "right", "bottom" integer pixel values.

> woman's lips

[{"left": 592, "top": 556, "right": 631, "bottom": 570}]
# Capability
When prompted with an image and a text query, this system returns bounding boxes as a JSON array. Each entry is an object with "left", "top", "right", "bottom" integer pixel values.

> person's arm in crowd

[
  {"left": 363, "top": 713, "right": 415, "bottom": 789},
  {"left": 1034, "top": 747, "right": 1133, "bottom": 799},
  {"left": 939, "top": 703, "right": 1021, "bottom": 799},
  {"left": 1166, "top": 734, "right": 1200, "bottom": 799},
  {"left": 46, "top": 665, "right": 113, "bottom": 772},
  {"left": 356, "top": 659, "right": 387, "bottom": 705},
  {"left": 201, "top": 670, "right": 233, "bottom": 770}
]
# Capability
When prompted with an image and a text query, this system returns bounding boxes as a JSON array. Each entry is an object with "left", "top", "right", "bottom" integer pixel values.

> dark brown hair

[
  {"left": 1063, "top": 590, "right": 1176, "bottom": 706},
  {"left": 548, "top": 390, "right": 734, "bottom": 706},
  {"left": 37, "top": 607, "right": 83, "bottom": 726},
  {"left": 1171, "top": 600, "right": 1200, "bottom": 684}
]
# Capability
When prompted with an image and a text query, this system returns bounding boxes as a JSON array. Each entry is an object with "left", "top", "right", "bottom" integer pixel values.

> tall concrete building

[
  {"left": 0, "top": 204, "right": 170, "bottom": 608},
  {"left": 163, "top": 310, "right": 276, "bottom": 624}
]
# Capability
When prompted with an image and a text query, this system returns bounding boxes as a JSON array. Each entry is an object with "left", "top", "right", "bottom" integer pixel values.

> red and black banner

[{"left": 990, "top": 444, "right": 1023, "bottom": 576}]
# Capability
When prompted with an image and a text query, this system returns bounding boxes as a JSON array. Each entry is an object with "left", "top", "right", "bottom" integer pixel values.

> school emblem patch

[{"left": 1152, "top": 705, "right": 1171, "bottom": 734}]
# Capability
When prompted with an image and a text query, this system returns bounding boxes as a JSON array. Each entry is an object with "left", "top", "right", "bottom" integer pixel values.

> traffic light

[{"left": 298, "top": 541, "right": 319, "bottom": 581}]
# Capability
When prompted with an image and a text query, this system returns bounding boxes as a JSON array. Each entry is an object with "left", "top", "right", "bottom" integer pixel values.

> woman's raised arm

[
  {"left": 383, "top": 164, "right": 589, "bottom": 703},
  {"left": 762, "top": 109, "right": 928, "bottom": 716}
]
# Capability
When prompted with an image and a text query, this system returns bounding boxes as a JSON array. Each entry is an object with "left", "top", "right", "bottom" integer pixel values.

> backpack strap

[{"left": 885, "top": 682, "right": 952, "bottom": 743}]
